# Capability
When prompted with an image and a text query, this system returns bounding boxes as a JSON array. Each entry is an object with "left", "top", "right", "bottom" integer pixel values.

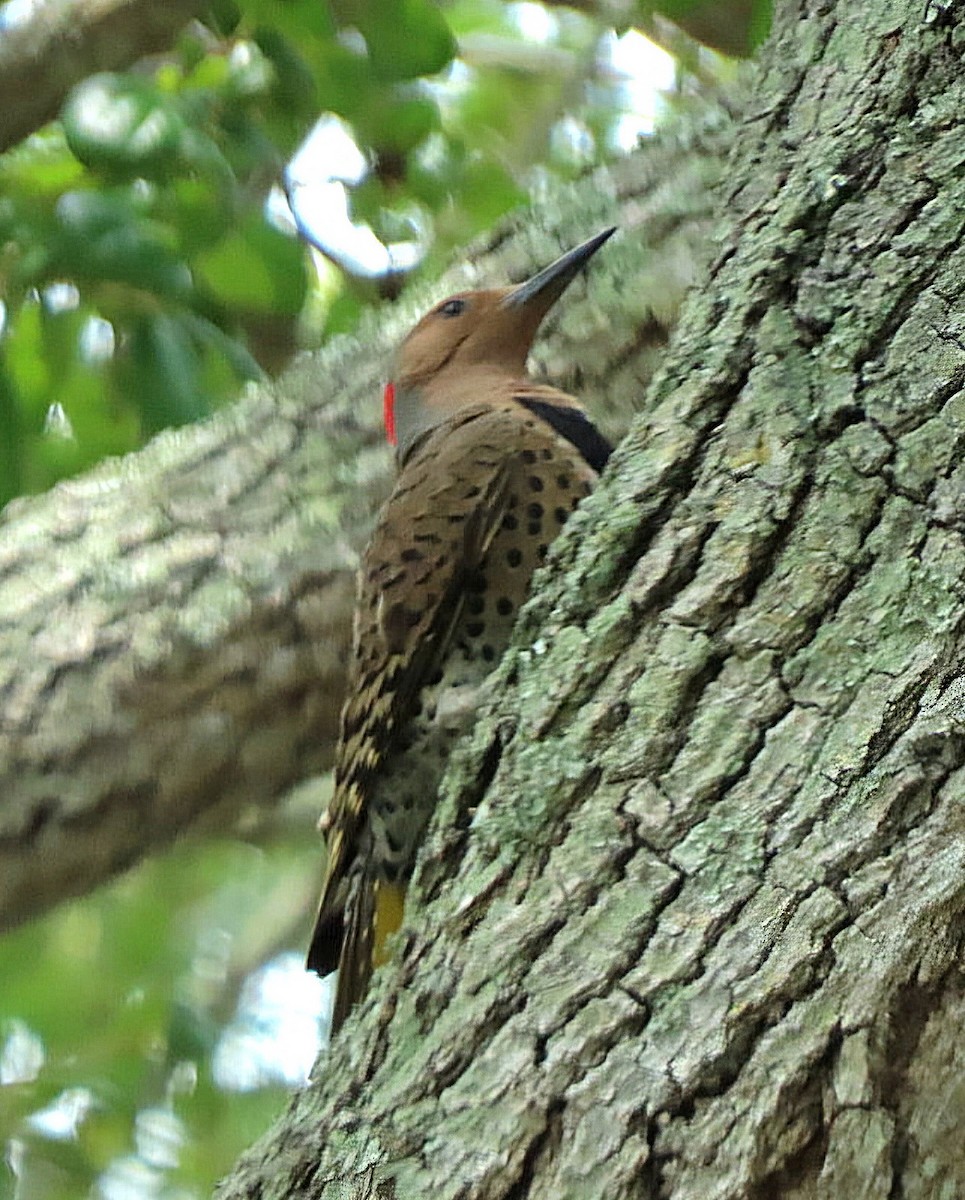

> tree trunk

[{"left": 215, "top": 1, "right": 965, "bottom": 1197}]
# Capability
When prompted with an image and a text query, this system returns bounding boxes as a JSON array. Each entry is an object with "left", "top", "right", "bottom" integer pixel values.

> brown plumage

[{"left": 307, "top": 228, "right": 616, "bottom": 1033}]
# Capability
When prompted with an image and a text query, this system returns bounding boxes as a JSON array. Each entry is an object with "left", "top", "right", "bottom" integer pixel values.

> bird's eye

[{"left": 438, "top": 298, "right": 467, "bottom": 318}]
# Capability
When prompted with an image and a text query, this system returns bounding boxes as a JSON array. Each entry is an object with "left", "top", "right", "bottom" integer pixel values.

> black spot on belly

[
  {"left": 507, "top": 548, "right": 522, "bottom": 568},
  {"left": 496, "top": 597, "right": 513, "bottom": 616}
]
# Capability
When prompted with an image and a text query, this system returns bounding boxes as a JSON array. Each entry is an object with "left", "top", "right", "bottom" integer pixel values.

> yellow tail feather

[{"left": 373, "top": 881, "right": 406, "bottom": 965}]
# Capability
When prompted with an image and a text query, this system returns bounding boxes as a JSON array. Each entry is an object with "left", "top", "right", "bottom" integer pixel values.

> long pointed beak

[{"left": 503, "top": 227, "right": 616, "bottom": 311}]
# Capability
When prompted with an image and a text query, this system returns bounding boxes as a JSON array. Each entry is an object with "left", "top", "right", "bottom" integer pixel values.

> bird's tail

[{"left": 328, "top": 874, "right": 407, "bottom": 1034}]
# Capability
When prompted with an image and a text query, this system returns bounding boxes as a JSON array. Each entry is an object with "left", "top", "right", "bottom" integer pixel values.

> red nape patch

[{"left": 382, "top": 381, "right": 397, "bottom": 446}]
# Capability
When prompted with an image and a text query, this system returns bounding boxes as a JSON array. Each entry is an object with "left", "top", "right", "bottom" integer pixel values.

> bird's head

[{"left": 384, "top": 227, "right": 615, "bottom": 460}]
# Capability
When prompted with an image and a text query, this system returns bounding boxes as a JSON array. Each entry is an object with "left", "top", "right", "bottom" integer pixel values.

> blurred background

[{"left": 0, "top": 0, "right": 765, "bottom": 1195}]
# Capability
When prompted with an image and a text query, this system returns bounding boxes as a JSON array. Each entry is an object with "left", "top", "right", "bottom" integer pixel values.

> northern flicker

[{"left": 307, "top": 228, "right": 616, "bottom": 1032}]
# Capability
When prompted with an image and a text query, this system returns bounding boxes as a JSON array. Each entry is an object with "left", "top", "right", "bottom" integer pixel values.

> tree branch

[
  {"left": 0, "top": 0, "right": 209, "bottom": 153},
  {"left": 0, "top": 121, "right": 723, "bottom": 932}
]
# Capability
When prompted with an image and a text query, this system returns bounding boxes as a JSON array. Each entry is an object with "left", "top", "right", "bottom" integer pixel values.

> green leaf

[
  {"left": 53, "top": 190, "right": 190, "bottom": 298},
  {"left": 165, "top": 178, "right": 236, "bottom": 256},
  {"left": 361, "top": 0, "right": 456, "bottom": 81},
  {"left": 654, "top": 0, "right": 766, "bottom": 56},
  {"left": 749, "top": 0, "right": 774, "bottom": 49},
  {"left": 205, "top": 0, "right": 242, "bottom": 37},
  {"left": 63, "top": 74, "right": 186, "bottom": 178},
  {"left": 124, "top": 314, "right": 208, "bottom": 432},
  {"left": 369, "top": 95, "right": 440, "bottom": 155},
  {"left": 179, "top": 312, "right": 263, "bottom": 382},
  {"left": 456, "top": 157, "right": 525, "bottom": 228},
  {"left": 254, "top": 28, "right": 319, "bottom": 115},
  {"left": 247, "top": 0, "right": 335, "bottom": 41},
  {"left": 194, "top": 218, "right": 307, "bottom": 315},
  {"left": 0, "top": 356, "right": 23, "bottom": 507},
  {"left": 322, "top": 288, "right": 365, "bottom": 338},
  {"left": 313, "top": 41, "right": 377, "bottom": 116},
  {"left": 0, "top": 132, "right": 84, "bottom": 197}
]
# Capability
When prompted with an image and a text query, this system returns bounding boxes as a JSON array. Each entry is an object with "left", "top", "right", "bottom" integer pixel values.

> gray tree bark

[
  {"left": 215, "top": 1, "right": 965, "bottom": 1197},
  {"left": 0, "top": 0, "right": 210, "bottom": 153},
  {"left": 0, "top": 123, "right": 719, "bottom": 931}
]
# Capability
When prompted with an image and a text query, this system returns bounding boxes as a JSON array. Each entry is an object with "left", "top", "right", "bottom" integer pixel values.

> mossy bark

[{"left": 216, "top": 1, "right": 965, "bottom": 1197}]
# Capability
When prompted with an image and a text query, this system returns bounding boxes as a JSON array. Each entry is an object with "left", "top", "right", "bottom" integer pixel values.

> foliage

[
  {"left": 0, "top": 833, "right": 326, "bottom": 1199},
  {"left": 0, "top": 0, "right": 756, "bottom": 507}
]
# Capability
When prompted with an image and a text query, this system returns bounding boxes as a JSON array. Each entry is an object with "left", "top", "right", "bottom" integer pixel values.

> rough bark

[
  {"left": 0, "top": 0, "right": 210, "bottom": 154},
  {"left": 0, "top": 123, "right": 721, "bottom": 933},
  {"left": 216, "top": 1, "right": 965, "bottom": 1197}
]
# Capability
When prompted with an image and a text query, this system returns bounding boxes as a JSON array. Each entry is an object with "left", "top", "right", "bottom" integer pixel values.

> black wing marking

[{"left": 517, "top": 397, "right": 612, "bottom": 472}]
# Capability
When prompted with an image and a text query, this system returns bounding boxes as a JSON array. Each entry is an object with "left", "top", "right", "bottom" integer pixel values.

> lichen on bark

[{"left": 215, "top": 2, "right": 965, "bottom": 1197}]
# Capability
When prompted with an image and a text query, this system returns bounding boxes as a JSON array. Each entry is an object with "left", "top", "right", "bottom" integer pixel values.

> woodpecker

[{"left": 307, "top": 228, "right": 616, "bottom": 1032}]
